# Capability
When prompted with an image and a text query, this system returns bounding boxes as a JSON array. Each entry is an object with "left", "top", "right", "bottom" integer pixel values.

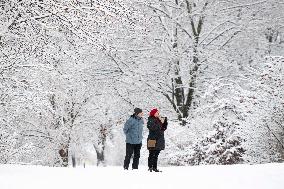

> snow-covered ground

[{"left": 0, "top": 163, "right": 283, "bottom": 189}]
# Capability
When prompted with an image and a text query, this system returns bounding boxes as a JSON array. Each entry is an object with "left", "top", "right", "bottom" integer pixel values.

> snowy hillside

[{"left": 1, "top": 163, "right": 283, "bottom": 189}]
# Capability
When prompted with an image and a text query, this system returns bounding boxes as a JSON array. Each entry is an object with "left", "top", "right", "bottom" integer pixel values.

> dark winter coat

[
  {"left": 147, "top": 116, "right": 168, "bottom": 151},
  {"left": 123, "top": 114, "right": 144, "bottom": 144}
]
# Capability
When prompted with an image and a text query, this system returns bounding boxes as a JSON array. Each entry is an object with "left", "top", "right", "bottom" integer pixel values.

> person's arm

[
  {"left": 147, "top": 118, "right": 159, "bottom": 131},
  {"left": 161, "top": 117, "right": 168, "bottom": 131},
  {"left": 123, "top": 119, "right": 131, "bottom": 134}
]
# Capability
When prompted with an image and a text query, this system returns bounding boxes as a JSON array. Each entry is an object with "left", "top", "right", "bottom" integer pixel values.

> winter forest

[{"left": 1, "top": 0, "right": 284, "bottom": 168}]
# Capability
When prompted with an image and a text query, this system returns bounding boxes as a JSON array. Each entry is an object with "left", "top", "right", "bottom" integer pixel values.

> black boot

[
  {"left": 153, "top": 168, "right": 162, "bottom": 172},
  {"left": 148, "top": 167, "right": 153, "bottom": 172}
]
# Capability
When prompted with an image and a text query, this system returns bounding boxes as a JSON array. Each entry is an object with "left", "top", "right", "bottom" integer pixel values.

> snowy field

[{"left": 0, "top": 163, "right": 283, "bottom": 189}]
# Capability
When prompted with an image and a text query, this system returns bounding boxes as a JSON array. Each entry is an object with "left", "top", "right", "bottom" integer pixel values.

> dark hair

[{"left": 134, "top": 108, "right": 142, "bottom": 115}]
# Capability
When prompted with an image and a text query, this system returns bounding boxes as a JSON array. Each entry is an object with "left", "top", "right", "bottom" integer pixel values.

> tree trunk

[
  {"left": 71, "top": 154, "right": 76, "bottom": 167},
  {"left": 94, "top": 124, "right": 107, "bottom": 166},
  {"left": 96, "top": 149, "right": 105, "bottom": 166},
  {"left": 167, "top": 1, "right": 204, "bottom": 124},
  {"left": 171, "top": 0, "right": 187, "bottom": 122},
  {"left": 186, "top": 37, "right": 199, "bottom": 113},
  {"left": 59, "top": 145, "right": 69, "bottom": 167}
]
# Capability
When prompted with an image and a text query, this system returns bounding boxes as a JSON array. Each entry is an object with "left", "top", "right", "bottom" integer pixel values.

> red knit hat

[{"left": 149, "top": 108, "right": 158, "bottom": 117}]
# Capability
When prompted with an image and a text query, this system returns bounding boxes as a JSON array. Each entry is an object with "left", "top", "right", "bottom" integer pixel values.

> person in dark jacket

[
  {"left": 147, "top": 108, "right": 168, "bottom": 172},
  {"left": 123, "top": 108, "right": 144, "bottom": 170}
]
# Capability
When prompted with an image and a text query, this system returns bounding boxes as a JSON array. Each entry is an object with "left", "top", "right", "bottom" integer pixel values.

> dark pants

[
  {"left": 123, "top": 143, "right": 142, "bottom": 169},
  {"left": 148, "top": 150, "right": 161, "bottom": 169}
]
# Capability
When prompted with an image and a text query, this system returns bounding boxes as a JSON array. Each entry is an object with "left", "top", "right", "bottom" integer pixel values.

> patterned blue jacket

[{"left": 123, "top": 115, "right": 144, "bottom": 144}]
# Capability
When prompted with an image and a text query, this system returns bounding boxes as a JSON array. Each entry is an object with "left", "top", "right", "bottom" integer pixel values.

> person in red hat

[{"left": 147, "top": 108, "right": 168, "bottom": 172}]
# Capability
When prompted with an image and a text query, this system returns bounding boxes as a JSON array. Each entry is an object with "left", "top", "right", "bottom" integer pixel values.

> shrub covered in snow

[
  {"left": 189, "top": 120, "right": 245, "bottom": 165},
  {"left": 168, "top": 118, "right": 245, "bottom": 166}
]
